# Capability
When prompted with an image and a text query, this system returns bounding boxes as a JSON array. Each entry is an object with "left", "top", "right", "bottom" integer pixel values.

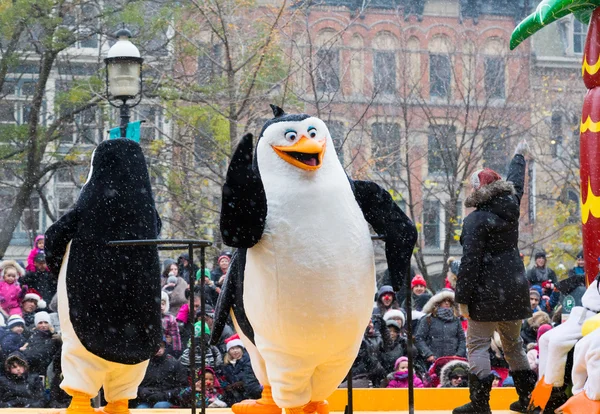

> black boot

[
  {"left": 452, "top": 374, "right": 494, "bottom": 414},
  {"left": 509, "top": 370, "right": 538, "bottom": 412},
  {"left": 542, "top": 386, "right": 568, "bottom": 414}
]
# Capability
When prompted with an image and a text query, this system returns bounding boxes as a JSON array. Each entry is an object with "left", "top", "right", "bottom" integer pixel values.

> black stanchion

[{"left": 108, "top": 239, "right": 212, "bottom": 414}]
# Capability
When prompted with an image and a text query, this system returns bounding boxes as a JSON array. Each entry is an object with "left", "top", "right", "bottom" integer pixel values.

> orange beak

[{"left": 272, "top": 136, "right": 326, "bottom": 171}]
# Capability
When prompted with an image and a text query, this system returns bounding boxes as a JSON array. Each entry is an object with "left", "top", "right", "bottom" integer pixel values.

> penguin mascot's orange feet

[
  {"left": 556, "top": 392, "right": 600, "bottom": 414},
  {"left": 64, "top": 391, "right": 95, "bottom": 414},
  {"left": 232, "top": 386, "right": 282, "bottom": 414},
  {"left": 285, "top": 401, "right": 329, "bottom": 414},
  {"left": 528, "top": 376, "right": 553, "bottom": 411},
  {"left": 101, "top": 400, "right": 131, "bottom": 414}
]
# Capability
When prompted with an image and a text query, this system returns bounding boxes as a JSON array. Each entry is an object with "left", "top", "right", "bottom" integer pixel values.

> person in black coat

[
  {"left": 22, "top": 311, "right": 61, "bottom": 376},
  {"left": 221, "top": 339, "right": 262, "bottom": 406},
  {"left": 20, "top": 254, "right": 57, "bottom": 304},
  {"left": 133, "top": 340, "right": 188, "bottom": 408},
  {"left": 453, "top": 142, "right": 537, "bottom": 414},
  {"left": 0, "top": 352, "right": 45, "bottom": 408},
  {"left": 526, "top": 251, "right": 558, "bottom": 286}
]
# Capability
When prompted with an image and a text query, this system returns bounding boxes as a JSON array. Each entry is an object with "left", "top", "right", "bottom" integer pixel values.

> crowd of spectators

[{"left": 0, "top": 237, "right": 588, "bottom": 408}]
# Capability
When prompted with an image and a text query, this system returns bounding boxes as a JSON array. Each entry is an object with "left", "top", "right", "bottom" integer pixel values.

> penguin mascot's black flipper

[
  {"left": 45, "top": 138, "right": 162, "bottom": 414},
  {"left": 351, "top": 180, "right": 418, "bottom": 291}
]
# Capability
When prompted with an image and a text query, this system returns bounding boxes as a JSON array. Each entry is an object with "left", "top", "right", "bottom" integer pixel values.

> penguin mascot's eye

[
  {"left": 285, "top": 131, "right": 297, "bottom": 141},
  {"left": 308, "top": 127, "right": 317, "bottom": 138}
]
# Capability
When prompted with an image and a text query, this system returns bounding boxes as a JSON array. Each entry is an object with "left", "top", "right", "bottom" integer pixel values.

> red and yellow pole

[{"left": 581, "top": 8, "right": 600, "bottom": 285}]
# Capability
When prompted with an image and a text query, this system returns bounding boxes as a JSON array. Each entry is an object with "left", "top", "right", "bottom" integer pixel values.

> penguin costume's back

[
  {"left": 45, "top": 138, "right": 161, "bottom": 414},
  {"left": 211, "top": 106, "right": 417, "bottom": 414}
]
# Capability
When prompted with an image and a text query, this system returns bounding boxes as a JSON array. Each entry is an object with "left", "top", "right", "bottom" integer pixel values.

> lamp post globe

[{"left": 104, "top": 28, "right": 143, "bottom": 139}]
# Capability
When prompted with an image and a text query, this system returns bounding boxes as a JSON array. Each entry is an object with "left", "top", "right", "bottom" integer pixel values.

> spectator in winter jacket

[
  {"left": 567, "top": 251, "right": 585, "bottom": 279},
  {"left": 0, "top": 315, "right": 27, "bottom": 361},
  {"left": 211, "top": 251, "right": 232, "bottom": 288},
  {"left": 526, "top": 324, "right": 552, "bottom": 374},
  {"left": 179, "top": 322, "right": 222, "bottom": 370},
  {"left": 378, "top": 313, "right": 407, "bottom": 375},
  {"left": 527, "top": 251, "right": 558, "bottom": 286},
  {"left": 134, "top": 339, "right": 188, "bottom": 408},
  {"left": 221, "top": 336, "right": 262, "bottom": 406},
  {"left": 164, "top": 274, "right": 188, "bottom": 317},
  {"left": 0, "top": 260, "right": 26, "bottom": 317},
  {"left": 179, "top": 367, "right": 227, "bottom": 408},
  {"left": 20, "top": 254, "right": 56, "bottom": 305},
  {"left": 340, "top": 318, "right": 386, "bottom": 388},
  {"left": 22, "top": 311, "right": 60, "bottom": 376},
  {"left": 520, "top": 311, "right": 552, "bottom": 348},
  {"left": 415, "top": 290, "right": 466, "bottom": 364},
  {"left": 161, "top": 292, "right": 181, "bottom": 357},
  {"left": 440, "top": 360, "right": 469, "bottom": 388},
  {"left": 386, "top": 356, "right": 423, "bottom": 388},
  {"left": 373, "top": 285, "right": 401, "bottom": 317},
  {"left": 454, "top": 144, "right": 537, "bottom": 414},
  {"left": 178, "top": 253, "right": 199, "bottom": 285},
  {"left": 401, "top": 275, "right": 433, "bottom": 312},
  {"left": 529, "top": 288, "right": 542, "bottom": 312},
  {"left": 25, "top": 235, "right": 45, "bottom": 273},
  {"left": 0, "top": 352, "right": 45, "bottom": 408},
  {"left": 20, "top": 289, "right": 47, "bottom": 337}
]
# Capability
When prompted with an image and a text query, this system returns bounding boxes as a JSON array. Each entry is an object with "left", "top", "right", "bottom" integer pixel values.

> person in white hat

[{"left": 22, "top": 311, "right": 60, "bottom": 375}]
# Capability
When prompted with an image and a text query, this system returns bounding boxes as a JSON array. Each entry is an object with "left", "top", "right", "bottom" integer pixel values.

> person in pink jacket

[
  {"left": 386, "top": 357, "right": 424, "bottom": 388},
  {"left": 0, "top": 260, "right": 26, "bottom": 317},
  {"left": 26, "top": 235, "right": 45, "bottom": 273}
]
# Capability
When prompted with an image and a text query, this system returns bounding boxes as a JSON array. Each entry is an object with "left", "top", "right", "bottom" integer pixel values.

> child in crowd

[
  {"left": 179, "top": 367, "right": 227, "bottom": 408},
  {"left": 386, "top": 357, "right": 424, "bottom": 388},
  {"left": 221, "top": 335, "right": 262, "bottom": 406},
  {"left": 0, "top": 260, "right": 26, "bottom": 317},
  {"left": 491, "top": 370, "right": 503, "bottom": 387},
  {"left": 527, "top": 323, "right": 552, "bottom": 375},
  {"left": 25, "top": 235, "right": 44, "bottom": 273},
  {"left": 0, "top": 315, "right": 27, "bottom": 361},
  {"left": 402, "top": 275, "right": 432, "bottom": 312},
  {"left": 161, "top": 291, "right": 182, "bottom": 357},
  {"left": 0, "top": 352, "right": 45, "bottom": 408}
]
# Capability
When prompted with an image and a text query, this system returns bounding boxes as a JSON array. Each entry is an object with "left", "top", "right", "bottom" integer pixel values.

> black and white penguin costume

[
  {"left": 45, "top": 138, "right": 162, "bottom": 402},
  {"left": 212, "top": 106, "right": 417, "bottom": 410}
]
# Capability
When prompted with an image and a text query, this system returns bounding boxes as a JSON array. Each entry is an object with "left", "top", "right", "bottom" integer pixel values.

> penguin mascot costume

[
  {"left": 556, "top": 287, "right": 600, "bottom": 414},
  {"left": 211, "top": 105, "right": 418, "bottom": 414},
  {"left": 45, "top": 138, "right": 162, "bottom": 414}
]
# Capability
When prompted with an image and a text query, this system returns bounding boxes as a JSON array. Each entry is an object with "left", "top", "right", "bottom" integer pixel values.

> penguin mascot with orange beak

[
  {"left": 45, "top": 138, "right": 162, "bottom": 414},
  {"left": 211, "top": 105, "right": 418, "bottom": 414}
]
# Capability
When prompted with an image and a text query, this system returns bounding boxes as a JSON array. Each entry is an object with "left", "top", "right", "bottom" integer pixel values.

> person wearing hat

[
  {"left": 161, "top": 291, "right": 182, "bottom": 358},
  {"left": 0, "top": 315, "right": 27, "bottom": 361},
  {"left": 22, "top": 311, "right": 60, "bottom": 376},
  {"left": 195, "top": 267, "right": 220, "bottom": 308},
  {"left": 0, "top": 259, "right": 26, "bottom": 317},
  {"left": 373, "top": 285, "right": 401, "bottom": 317},
  {"left": 21, "top": 253, "right": 56, "bottom": 305},
  {"left": 0, "top": 351, "right": 45, "bottom": 408},
  {"left": 529, "top": 287, "right": 542, "bottom": 312},
  {"left": 19, "top": 288, "right": 47, "bottom": 334},
  {"left": 178, "top": 253, "right": 199, "bottom": 285},
  {"left": 211, "top": 251, "right": 232, "bottom": 288},
  {"left": 453, "top": 142, "right": 537, "bottom": 414},
  {"left": 568, "top": 250, "right": 585, "bottom": 279},
  {"left": 401, "top": 275, "right": 433, "bottom": 312},
  {"left": 379, "top": 315, "right": 407, "bottom": 376},
  {"left": 440, "top": 360, "right": 470, "bottom": 388},
  {"left": 527, "top": 251, "right": 558, "bottom": 286},
  {"left": 386, "top": 356, "right": 423, "bottom": 388},
  {"left": 133, "top": 337, "right": 188, "bottom": 408},
  {"left": 222, "top": 334, "right": 262, "bottom": 407}
]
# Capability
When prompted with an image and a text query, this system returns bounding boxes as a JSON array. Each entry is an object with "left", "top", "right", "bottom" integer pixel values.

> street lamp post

[{"left": 104, "top": 28, "right": 143, "bottom": 138}]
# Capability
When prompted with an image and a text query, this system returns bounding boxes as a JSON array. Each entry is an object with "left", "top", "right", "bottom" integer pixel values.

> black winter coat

[
  {"left": 20, "top": 270, "right": 57, "bottom": 304},
  {"left": 415, "top": 315, "right": 466, "bottom": 360},
  {"left": 350, "top": 332, "right": 386, "bottom": 387},
  {"left": 221, "top": 351, "right": 262, "bottom": 405},
  {"left": 456, "top": 154, "right": 531, "bottom": 322},
  {"left": 0, "top": 371, "right": 45, "bottom": 408},
  {"left": 135, "top": 353, "right": 188, "bottom": 406},
  {"left": 23, "top": 329, "right": 60, "bottom": 375}
]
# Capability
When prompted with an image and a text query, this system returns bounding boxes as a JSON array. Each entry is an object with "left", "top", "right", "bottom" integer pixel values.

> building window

[
  {"left": 198, "top": 44, "right": 222, "bottom": 86},
  {"left": 372, "top": 122, "right": 401, "bottom": 174},
  {"left": 134, "top": 104, "right": 164, "bottom": 146},
  {"left": 374, "top": 51, "right": 396, "bottom": 94},
  {"left": 574, "top": 19, "right": 588, "bottom": 55},
  {"left": 484, "top": 57, "right": 505, "bottom": 99},
  {"left": 316, "top": 48, "right": 340, "bottom": 93},
  {"left": 428, "top": 124, "right": 456, "bottom": 175},
  {"left": 423, "top": 199, "right": 440, "bottom": 248},
  {"left": 62, "top": 3, "right": 99, "bottom": 49},
  {"left": 59, "top": 107, "right": 99, "bottom": 146},
  {"left": 327, "top": 121, "right": 345, "bottom": 164},
  {"left": 482, "top": 127, "right": 508, "bottom": 175},
  {"left": 429, "top": 54, "right": 451, "bottom": 98}
]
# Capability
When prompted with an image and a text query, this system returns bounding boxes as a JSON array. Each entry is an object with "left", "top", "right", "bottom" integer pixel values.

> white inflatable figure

[
  {"left": 556, "top": 307, "right": 600, "bottom": 413},
  {"left": 530, "top": 279, "right": 600, "bottom": 411},
  {"left": 45, "top": 139, "right": 162, "bottom": 414},
  {"left": 211, "top": 106, "right": 417, "bottom": 414}
]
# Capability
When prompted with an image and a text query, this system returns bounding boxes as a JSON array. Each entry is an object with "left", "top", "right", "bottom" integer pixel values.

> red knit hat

[
  {"left": 411, "top": 274, "right": 427, "bottom": 289},
  {"left": 470, "top": 168, "right": 502, "bottom": 190}
]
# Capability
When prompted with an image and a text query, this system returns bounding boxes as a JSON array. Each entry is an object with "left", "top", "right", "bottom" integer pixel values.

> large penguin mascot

[
  {"left": 45, "top": 138, "right": 162, "bottom": 414},
  {"left": 211, "top": 105, "right": 417, "bottom": 414}
]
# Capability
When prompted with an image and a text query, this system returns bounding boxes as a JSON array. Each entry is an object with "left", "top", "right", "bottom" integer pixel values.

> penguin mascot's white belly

[
  {"left": 45, "top": 138, "right": 162, "bottom": 404},
  {"left": 212, "top": 106, "right": 418, "bottom": 410}
]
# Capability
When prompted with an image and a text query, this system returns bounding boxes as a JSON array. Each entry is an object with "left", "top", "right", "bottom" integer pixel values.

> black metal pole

[
  {"left": 199, "top": 246, "right": 206, "bottom": 414},
  {"left": 405, "top": 268, "right": 415, "bottom": 414},
  {"left": 188, "top": 243, "right": 197, "bottom": 414},
  {"left": 119, "top": 101, "right": 130, "bottom": 138}
]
